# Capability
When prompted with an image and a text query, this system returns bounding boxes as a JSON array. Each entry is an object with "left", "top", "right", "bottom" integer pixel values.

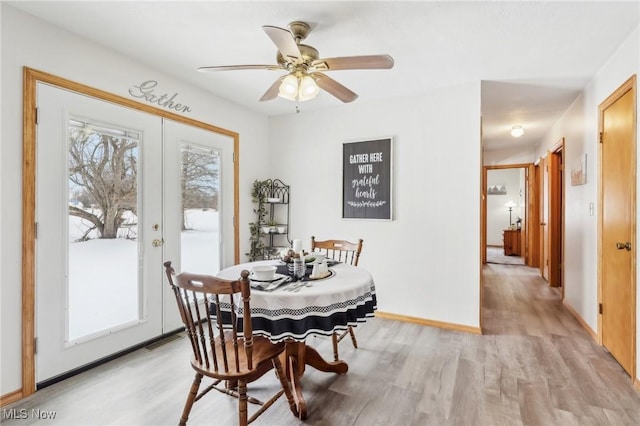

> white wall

[
  {"left": 268, "top": 82, "right": 482, "bottom": 328},
  {"left": 537, "top": 25, "right": 640, "bottom": 383},
  {"left": 484, "top": 146, "right": 537, "bottom": 165},
  {"left": 1, "top": 5, "right": 271, "bottom": 395},
  {"left": 486, "top": 168, "right": 524, "bottom": 246}
]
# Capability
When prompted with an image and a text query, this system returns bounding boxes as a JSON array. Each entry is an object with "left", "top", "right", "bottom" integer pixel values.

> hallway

[{"left": 482, "top": 263, "right": 639, "bottom": 424}]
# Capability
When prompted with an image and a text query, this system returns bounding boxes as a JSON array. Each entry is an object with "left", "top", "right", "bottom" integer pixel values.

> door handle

[
  {"left": 152, "top": 238, "right": 164, "bottom": 247},
  {"left": 616, "top": 242, "right": 632, "bottom": 251}
]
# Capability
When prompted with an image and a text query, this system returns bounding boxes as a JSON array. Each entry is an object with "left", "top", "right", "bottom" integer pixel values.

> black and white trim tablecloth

[{"left": 215, "top": 260, "right": 377, "bottom": 343}]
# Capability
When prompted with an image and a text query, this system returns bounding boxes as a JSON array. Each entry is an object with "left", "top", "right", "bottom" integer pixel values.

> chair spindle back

[
  {"left": 164, "top": 261, "right": 254, "bottom": 374},
  {"left": 310, "top": 236, "right": 364, "bottom": 266}
]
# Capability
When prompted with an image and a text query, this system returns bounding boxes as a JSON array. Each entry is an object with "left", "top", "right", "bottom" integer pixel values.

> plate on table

[
  {"left": 305, "top": 268, "right": 335, "bottom": 281},
  {"left": 249, "top": 272, "right": 288, "bottom": 283},
  {"left": 304, "top": 258, "right": 340, "bottom": 267},
  {"left": 250, "top": 274, "right": 292, "bottom": 291}
]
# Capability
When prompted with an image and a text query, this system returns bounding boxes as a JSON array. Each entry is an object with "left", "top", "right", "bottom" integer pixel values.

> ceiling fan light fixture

[
  {"left": 200, "top": 21, "right": 394, "bottom": 105},
  {"left": 298, "top": 75, "right": 319, "bottom": 101},
  {"left": 278, "top": 73, "right": 319, "bottom": 102},
  {"left": 278, "top": 74, "right": 299, "bottom": 101},
  {"left": 510, "top": 125, "right": 524, "bottom": 138}
]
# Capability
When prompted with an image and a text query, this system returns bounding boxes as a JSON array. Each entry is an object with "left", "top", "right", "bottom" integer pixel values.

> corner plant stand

[{"left": 247, "top": 179, "right": 290, "bottom": 261}]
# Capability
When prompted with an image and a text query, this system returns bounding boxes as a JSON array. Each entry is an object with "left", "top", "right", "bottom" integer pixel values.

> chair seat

[{"left": 192, "top": 333, "right": 285, "bottom": 380}]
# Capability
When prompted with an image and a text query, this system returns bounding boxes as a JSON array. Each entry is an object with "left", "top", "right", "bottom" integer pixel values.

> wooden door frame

[
  {"left": 482, "top": 163, "right": 534, "bottom": 266},
  {"left": 17, "top": 67, "right": 240, "bottom": 402},
  {"left": 597, "top": 74, "right": 637, "bottom": 379}
]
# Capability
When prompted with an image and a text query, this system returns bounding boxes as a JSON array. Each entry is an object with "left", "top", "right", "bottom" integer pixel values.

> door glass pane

[
  {"left": 180, "top": 143, "right": 220, "bottom": 274},
  {"left": 67, "top": 119, "right": 141, "bottom": 341}
]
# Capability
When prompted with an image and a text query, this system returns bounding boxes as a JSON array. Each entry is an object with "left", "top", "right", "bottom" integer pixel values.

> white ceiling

[{"left": 7, "top": 1, "right": 639, "bottom": 151}]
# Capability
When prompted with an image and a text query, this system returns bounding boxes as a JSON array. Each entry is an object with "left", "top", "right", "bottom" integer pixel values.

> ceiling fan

[{"left": 198, "top": 21, "right": 394, "bottom": 103}]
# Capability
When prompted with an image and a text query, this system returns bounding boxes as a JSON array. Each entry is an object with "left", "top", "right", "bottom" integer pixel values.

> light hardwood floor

[{"left": 3, "top": 263, "right": 639, "bottom": 425}]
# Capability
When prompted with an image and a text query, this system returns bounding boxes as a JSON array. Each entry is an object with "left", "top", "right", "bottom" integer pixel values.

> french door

[
  {"left": 161, "top": 120, "right": 234, "bottom": 331},
  {"left": 35, "top": 83, "right": 233, "bottom": 382}
]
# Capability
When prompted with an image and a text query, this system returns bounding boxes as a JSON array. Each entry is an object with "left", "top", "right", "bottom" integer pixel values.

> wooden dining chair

[
  {"left": 163, "top": 261, "right": 297, "bottom": 426},
  {"left": 310, "top": 236, "right": 364, "bottom": 361}
]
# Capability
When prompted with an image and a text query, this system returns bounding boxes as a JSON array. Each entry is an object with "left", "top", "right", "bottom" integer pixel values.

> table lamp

[{"left": 505, "top": 201, "right": 517, "bottom": 226}]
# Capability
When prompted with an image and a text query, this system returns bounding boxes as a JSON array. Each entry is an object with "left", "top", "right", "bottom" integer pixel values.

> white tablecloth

[{"left": 215, "top": 260, "right": 377, "bottom": 342}]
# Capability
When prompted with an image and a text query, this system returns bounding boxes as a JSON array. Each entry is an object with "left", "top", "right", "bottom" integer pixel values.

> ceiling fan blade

[
  {"left": 259, "top": 76, "right": 285, "bottom": 102},
  {"left": 311, "top": 54, "right": 394, "bottom": 71},
  {"left": 314, "top": 73, "right": 358, "bottom": 103},
  {"left": 198, "top": 64, "right": 283, "bottom": 72},
  {"left": 262, "top": 25, "right": 301, "bottom": 62}
]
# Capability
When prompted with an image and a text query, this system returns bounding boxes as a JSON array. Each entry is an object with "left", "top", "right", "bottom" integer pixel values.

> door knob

[
  {"left": 616, "top": 242, "right": 632, "bottom": 251},
  {"left": 152, "top": 239, "right": 164, "bottom": 247}
]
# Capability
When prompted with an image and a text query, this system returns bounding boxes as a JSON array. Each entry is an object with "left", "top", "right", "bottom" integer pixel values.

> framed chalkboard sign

[{"left": 342, "top": 137, "right": 393, "bottom": 220}]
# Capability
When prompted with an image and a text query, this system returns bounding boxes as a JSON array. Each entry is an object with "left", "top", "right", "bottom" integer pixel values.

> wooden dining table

[{"left": 216, "top": 259, "right": 377, "bottom": 419}]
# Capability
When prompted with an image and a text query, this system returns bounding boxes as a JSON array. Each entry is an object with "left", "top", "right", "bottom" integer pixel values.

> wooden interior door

[
  {"left": 599, "top": 76, "right": 636, "bottom": 377},
  {"left": 520, "top": 168, "right": 527, "bottom": 259},
  {"left": 481, "top": 166, "right": 487, "bottom": 264},
  {"left": 548, "top": 146, "right": 563, "bottom": 288},
  {"left": 540, "top": 156, "right": 550, "bottom": 281},
  {"left": 528, "top": 164, "right": 540, "bottom": 268}
]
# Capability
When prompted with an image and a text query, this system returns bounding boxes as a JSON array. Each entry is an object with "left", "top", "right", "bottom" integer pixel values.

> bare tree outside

[
  {"left": 63, "top": 120, "right": 223, "bottom": 341},
  {"left": 67, "top": 122, "right": 219, "bottom": 240},
  {"left": 181, "top": 146, "right": 219, "bottom": 230},
  {"left": 68, "top": 123, "right": 138, "bottom": 240}
]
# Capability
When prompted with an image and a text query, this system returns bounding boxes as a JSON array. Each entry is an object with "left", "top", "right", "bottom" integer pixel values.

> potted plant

[
  {"left": 247, "top": 222, "right": 265, "bottom": 261},
  {"left": 246, "top": 179, "right": 268, "bottom": 261},
  {"left": 268, "top": 218, "right": 278, "bottom": 233}
]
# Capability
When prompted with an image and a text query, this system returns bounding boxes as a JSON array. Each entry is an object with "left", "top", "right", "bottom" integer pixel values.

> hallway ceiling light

[{"left": 510, "top": 125, "right": 524, "bottom": 138}]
